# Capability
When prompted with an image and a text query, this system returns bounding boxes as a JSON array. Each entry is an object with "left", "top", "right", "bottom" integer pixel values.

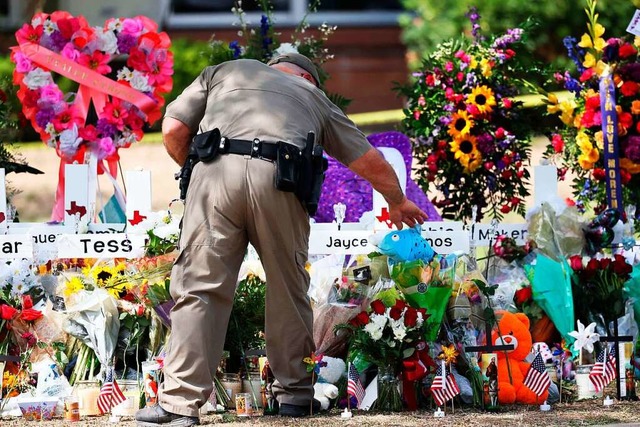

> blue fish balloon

[{"left": 376, "top": 225, "right": 436, "bottom": 263}]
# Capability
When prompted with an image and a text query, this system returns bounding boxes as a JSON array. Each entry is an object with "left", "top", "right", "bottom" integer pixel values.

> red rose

[
  {"left": 569, "top": 255, "right": 583, "bottom": 271},
  {"left": 19, "top": 308, "right": 43, "bottom": 322},
  {"left": 404, "top": 308, "right": 418, "bottom": 328},
  {"left": 370, "top": 299, "right": 386, "bottom": 315},
  {"left": 612, "top": 255, "right": 632, "bottom": 276},
  {"left": 0, "top": 304, "right": 18, "bottom": 320},
  {"left": 21, "top": 295, "right": 33, "bottom": 310},
  {"left": 592, "top": 168, "right": 606, "bottom": 181},
  {"left": 599, "top": 257, "right": 611, "bottom": 270},
  {"left": 620, "top": 81, "right": 639, "bottom": 97},
  {"left": 350, "top": 311, "right": 370, "bottom": 327},
  {"left": 514, "top": 286, "right": 533, "bottom": 305},
  {"left": 389, "top": 306, "right": 403, "bottom": 321},
  {"left": 619, "top": 43, "right": 637, "bottom": 58},
  {"left": 393, "top": 299, "right": 407, "bottom": 311}
]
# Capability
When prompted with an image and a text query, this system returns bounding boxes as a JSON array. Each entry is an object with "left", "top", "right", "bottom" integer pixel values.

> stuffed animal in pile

[
  {"left": 313, "top": 356, "right": 346, "bottom": 410},
  {"left": 491, "top": 311, "right": 549, "bottom": 404},
  {"left": 374, "top": 224, "right": 436, "bottom": 265}
]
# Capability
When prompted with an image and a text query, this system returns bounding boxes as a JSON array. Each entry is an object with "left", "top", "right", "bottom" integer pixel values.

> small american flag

[
  {"left": 97, "top": 367, "right": 126, "bottom": 414},
  {"left": 523, "top": 352, "right": 551, "bottom": 396},
  {"left": 347, "top": 363, "right": 366, "bottom": 406},
  {"left": 430, "top": 361, "right": 460, "bottom": 407},
  {"left": 589, "top": 345, "right": 617, "bottom": 392}
]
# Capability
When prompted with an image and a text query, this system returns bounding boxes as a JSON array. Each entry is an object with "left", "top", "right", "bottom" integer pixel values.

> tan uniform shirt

[{"left": 164, "top": 59, "right": 371, "bottom": 165}]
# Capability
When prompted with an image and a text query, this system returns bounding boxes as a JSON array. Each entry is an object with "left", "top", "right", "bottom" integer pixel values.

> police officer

[{"left": 136, "top": 53, "right": 428, "bottom": 426}]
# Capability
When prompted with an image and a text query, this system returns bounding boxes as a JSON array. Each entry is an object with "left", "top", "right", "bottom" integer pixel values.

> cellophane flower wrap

[
  {"left": 390, "top": 256, "right": 455, "bottom": 341},
  {"left": 544, "top": 0, "right": 640, "bottom": 227},
  {"left": 398, "top": 7, "right": 536, "bottom": 222}
]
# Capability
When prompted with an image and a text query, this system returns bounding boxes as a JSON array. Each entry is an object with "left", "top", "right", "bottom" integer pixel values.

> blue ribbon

[{"left": 599, "top": 72, "right": 623, "bottom": 213}]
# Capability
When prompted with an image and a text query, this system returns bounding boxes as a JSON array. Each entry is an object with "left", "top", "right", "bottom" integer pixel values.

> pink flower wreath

[
  {"left": 11, "top": 11, "right": 172, "bottom": 163},
  {"left": 10, "top": 11, "right": 173, "bottom": 221}
]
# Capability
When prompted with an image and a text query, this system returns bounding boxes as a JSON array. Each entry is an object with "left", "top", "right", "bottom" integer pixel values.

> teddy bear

[
  {"left": 490, "top": 311, "right": 549, "bottom": 404},
  {"left": 313, "top": 356, "right": 346, "bottom": 410}
]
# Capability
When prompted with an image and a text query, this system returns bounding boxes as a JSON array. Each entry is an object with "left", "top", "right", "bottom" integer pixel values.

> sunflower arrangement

[
  {"left": 398, "top": 8, "right": 540, "bottom": 222},
  {"left": 543, "top": 0, "right": 640, "bottom": 228}
]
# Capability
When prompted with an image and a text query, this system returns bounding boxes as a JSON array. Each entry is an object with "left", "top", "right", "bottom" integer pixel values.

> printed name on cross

[
  {"left": 80, "top": 238, "right": 132, "bottom": 253},
  {"left": 326, "top": 236, "right": 368, "bottom": 250}
]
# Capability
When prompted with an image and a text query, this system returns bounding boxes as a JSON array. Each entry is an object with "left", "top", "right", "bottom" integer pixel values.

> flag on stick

[
  {"left": 430, "top": 360, "right": 460, "bottom": 407},
  {"left": 523, "top": 352, "right": 552, "bottom": 396},
  {"left": 589, "top": 345, "right": 617, "bottom": 392},
  {"left": 97, "top": 366, "right": 126, "bottom": 414},
  {"left": 347, "top": 363, "right": 366, "bottom": 407}
]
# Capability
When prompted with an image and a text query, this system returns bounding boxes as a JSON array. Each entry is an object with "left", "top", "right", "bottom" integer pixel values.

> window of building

[{"left": 167, "top": 0, "right": 403, "bottom": 29}]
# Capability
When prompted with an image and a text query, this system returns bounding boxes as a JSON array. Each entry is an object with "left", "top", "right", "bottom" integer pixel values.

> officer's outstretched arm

[
  {"left": 348, "top": 148, "right": 429, "bottom": 229},
  {"left": 162, "top": 117, "right": 192, "bottom": 166}
]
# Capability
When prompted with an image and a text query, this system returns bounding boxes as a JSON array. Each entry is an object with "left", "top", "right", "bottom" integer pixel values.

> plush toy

[
  {"left": 491, "top": 311, "right": 549, "bottom": 404},
  {"left": 374, "top": 224, "right": 436, "bottom": 264},
  {"left": 313, "top": 356, "right": 346, "bottom": 410}
]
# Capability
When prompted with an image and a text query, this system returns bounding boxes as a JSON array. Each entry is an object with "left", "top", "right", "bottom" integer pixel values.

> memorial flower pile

[
  {"left": 544, "top": 0, "right": 640, "bottom": 226},
  {"left": 398, "top": 7, "right": 538, "bottom": 222}
]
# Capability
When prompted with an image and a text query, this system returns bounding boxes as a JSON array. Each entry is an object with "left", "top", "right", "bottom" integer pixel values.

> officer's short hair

[{"left": 267, "top": 53, "right": 321, "bottom": 87}]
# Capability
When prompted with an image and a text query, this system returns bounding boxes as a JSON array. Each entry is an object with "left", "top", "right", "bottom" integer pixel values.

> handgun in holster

[
  {"left": 174, "top": 129, "right": 222, "bottom": 201},
  {"left": 295, "top": 131, "right": 328, "bottom": 216}
]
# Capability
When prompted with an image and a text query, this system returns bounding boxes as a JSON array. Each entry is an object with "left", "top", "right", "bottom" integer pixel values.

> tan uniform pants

[{"left": 158, "top": 154, "right": 314, "bottom": 417}]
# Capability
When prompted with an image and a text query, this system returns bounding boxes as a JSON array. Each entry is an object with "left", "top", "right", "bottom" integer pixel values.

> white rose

[
  {"left": 59, "top": 125, "right": 83, "bottom": 158},
  {"left": 24, "top": 68, "right": 53, "bottom": 89},
  {"left": 364, "top": 322, "right": 384, "bottom": 341},
  {"left": 96, "top": 27, "right": 118, "bottom": 54},
  {"left": 130, "top": 71, "right": 152, "bottom": 93}
]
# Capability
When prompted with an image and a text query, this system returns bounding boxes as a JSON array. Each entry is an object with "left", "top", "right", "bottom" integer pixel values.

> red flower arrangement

[
  {"left": 10, "top": 11, "right": 173, "bottom": 163},
  {"left": 568, "top": 253, "right": 632, "bottom": 324}
]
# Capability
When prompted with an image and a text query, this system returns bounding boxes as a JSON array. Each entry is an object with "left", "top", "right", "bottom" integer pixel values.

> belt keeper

[
  {"left": 251, "top": 138, "right": 261, "bottom": 158},
  {"left": 219, "top": 137, "right": 227, "bottom": 152}
]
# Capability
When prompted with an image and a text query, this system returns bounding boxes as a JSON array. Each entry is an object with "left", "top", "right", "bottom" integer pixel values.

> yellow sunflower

[
  {"left": 63, "top": 276, "right": 86, "bottom": 298},
  {"left": 438, "top": 343, "right": 459, "bottom": 364},
  {"left": 447, "top": 110, "right": 474, "bottom": 138},
  {"left": 450, "top": 135, "right": 482, "bottom": 172},
  {"left": 468, "top": 85, "right": 497, "bottom": 115}
]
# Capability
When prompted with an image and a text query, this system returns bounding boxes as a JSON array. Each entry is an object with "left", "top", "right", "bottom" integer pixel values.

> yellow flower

[
  {"left": 450, "top": 135, "right": 482, "bottom": 173},
  {"left": 558, "top": 100, "right": 576, "bottom": 125},
  {"left": 594, "top": 131, "right": 604, "bottom": 149},
  {"left": 64, "top": 276, "right": 85, "bottom": 298},
  {"left": 469, "top": 56, "right": 478, "bottom": 69},
  {"left": 468, "top": 85, "right": 497, "bottom": 115},
  {"left": 578, "top": 147, "right": 599, "bottom": 170},
  {"left": 631, "top": 100, "right": 640, "bottom": 115},
  {"left": 583, "top": 52, "right": 596, "bottom": 69},
  {"left": 479, "top": 58, "right": 492, "bottom": 77},
  {"left": 447, "top": 110, "right": 474, "bottom": 138},
  {"left": 578, "top": 33, "right": 593, "bottom": 49},
  {"left": 576, "top": 131, "right": 593, "bottom": 152},
  {"left": 438, "top": 344, "right": 459, "bottom": 364}
]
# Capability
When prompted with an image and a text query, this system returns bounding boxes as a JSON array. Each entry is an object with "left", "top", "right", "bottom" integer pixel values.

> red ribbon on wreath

[{"left": 11, "top": 11, "right": 173, "bottom": 221}]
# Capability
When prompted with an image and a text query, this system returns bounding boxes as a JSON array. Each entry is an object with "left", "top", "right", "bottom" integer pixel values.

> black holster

[
  {"left": 175, "top": 129, "right": 222, "bottom": 200},
  {"left": 294, "top": 132, "right": 328, "bottom": 216}
]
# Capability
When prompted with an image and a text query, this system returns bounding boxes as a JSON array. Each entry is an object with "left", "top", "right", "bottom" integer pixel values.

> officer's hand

[{"left": 388, "top": 197, "right": 429, "bottom": 230}]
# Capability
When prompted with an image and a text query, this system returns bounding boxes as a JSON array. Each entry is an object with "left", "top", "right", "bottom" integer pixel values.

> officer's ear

[{"left": 301, "top": 72, "right": 317, "bottom": 86}]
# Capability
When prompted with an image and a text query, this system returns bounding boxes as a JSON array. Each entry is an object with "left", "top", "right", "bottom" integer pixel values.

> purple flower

[
  {"left": 465, "top": 6, "right": 484, "bottom": 44},
  {"left": 619, "top": 62, "right": 640, "bottom": 83},
  {"left": 229, "top": 41, "right": 242, "bottom": 59},
  {"left": 96, "top": 119, "right": 117, "bottom": 138},
  {"left": 117, "top": 33, "right": 137, "bottom": 54},
  {"left": 563, "top": 36, "right": 586, "bottom": 73},
  {"left": 35, "top": 109, "right": 55, "bottom": 129},
  {"left": 492, "top": 28, "right": 523, "bottom": 49},
  {"left": 623, "top": 135, "right": 640, "bottom": 162}
]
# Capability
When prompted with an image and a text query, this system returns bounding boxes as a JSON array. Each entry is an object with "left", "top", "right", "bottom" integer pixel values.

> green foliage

[
  {"left": 224, "top": 275, "right": 266, "bottom": 365},
  {"left": 399, "top": 0, "right": 635, "bottom": 80},
  {"left": 164, "top": 38, "right": 213, "bottom": 124}
]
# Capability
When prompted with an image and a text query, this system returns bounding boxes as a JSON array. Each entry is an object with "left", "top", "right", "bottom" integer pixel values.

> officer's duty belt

[{"left": 221, "top": 138, "right": 278, "bottom": 161}]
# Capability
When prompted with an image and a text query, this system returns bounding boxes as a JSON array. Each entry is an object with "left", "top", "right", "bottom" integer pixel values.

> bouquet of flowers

[
  {"left": 568, "top": 253, "right": 633, "bottom": 326},
  {"left": 544, "top": 0, "right": 640, "bottom": 227},
  {"left": 397, "top": 7, "right": 539, "bottom": 222}
]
